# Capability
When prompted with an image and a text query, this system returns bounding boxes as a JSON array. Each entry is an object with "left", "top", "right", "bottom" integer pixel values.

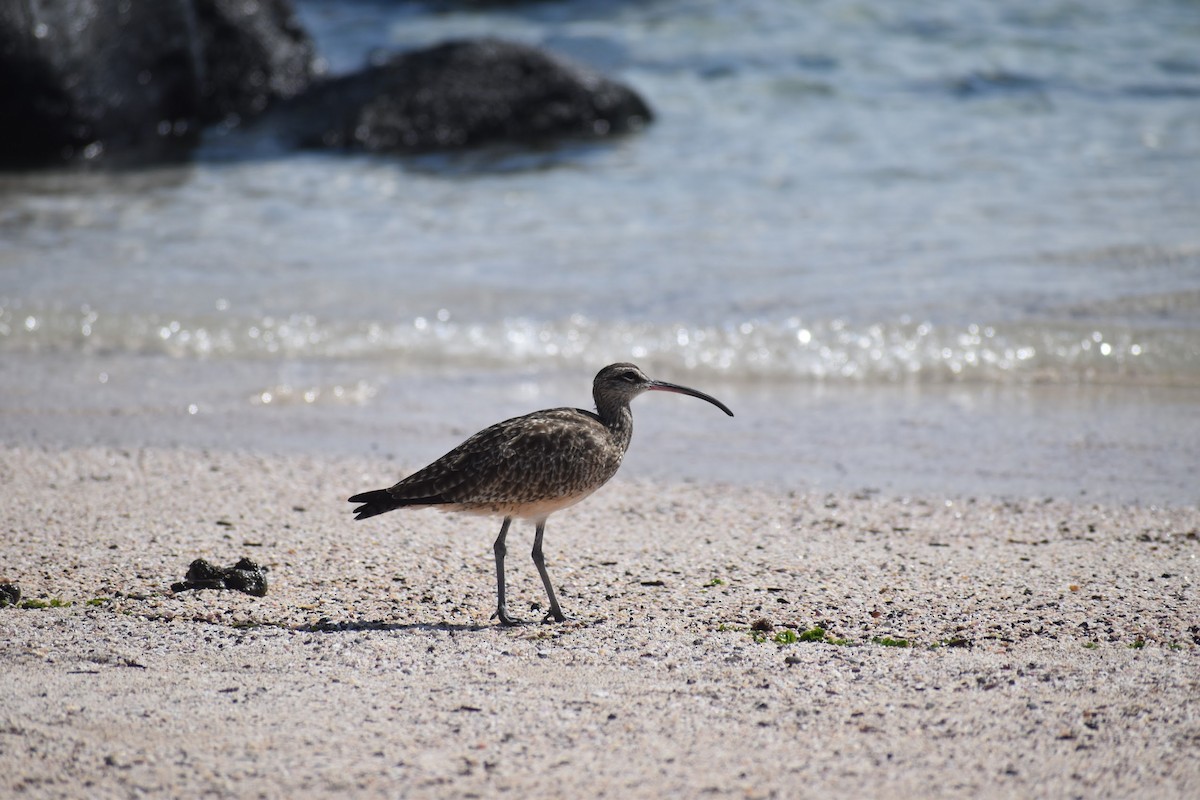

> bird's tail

[
  {"left": 348, "top": 489, "right": 405, "bottom": 520},
  {"left": 347, "top": 489, "right": 446, "bottom": 520}
]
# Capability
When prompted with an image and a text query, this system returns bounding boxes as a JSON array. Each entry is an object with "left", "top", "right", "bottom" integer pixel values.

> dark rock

[
  {"left": 264, "top": 37, "right": 652, "bottom": 153},
  {"left": 0, "top": 0, "right": 202, "bottom": 168},
  {"left": 0, "top": 582, "right": 20, "bottom": 607},
  {"left": 173, "top": 559, "right": 230, "bottom": 592},
  {"left": 193, "top": 0, "right": 320, "bottom": 124},
  {"left": 171, "top": 557, "right": 268, "bottom": 597},
  {"left": 222, "top": 557, "right": 269, "bottom": 596},
  {"left": 0, "top": 0, "right": 318, "bottom": 169}
]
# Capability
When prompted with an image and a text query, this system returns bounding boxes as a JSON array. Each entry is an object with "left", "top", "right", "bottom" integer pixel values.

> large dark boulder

[
  {"left": 0, "top": 0, "right": 318, "bottom": 168},
  {"left": 194, "top": 0, "right": 319, "bottom": 124},
  {"left": 264, "top": 37, "right": 653, "bottom": 153},
  {"left": 0, "top": 0, "right": 202, "bottom": 167}
]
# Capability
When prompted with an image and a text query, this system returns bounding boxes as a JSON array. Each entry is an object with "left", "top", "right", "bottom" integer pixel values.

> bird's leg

[
  {"left": 491, "top": 517, "right": 522, "bottom": 626},
  {"left": 531, "top": 520, "right": 566, "bottom": 623}
]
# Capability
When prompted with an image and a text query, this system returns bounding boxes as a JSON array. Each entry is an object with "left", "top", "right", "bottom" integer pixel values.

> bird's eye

[{"left": 621, "top": 371, "right": 639, "bottom": 383}]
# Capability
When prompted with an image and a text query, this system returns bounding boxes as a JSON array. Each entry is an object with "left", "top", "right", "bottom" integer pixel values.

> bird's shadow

[
  {"left": 292, "top": 617, "right": 600, "bottom": 634},
  {"left": 294, "top": 619, "right": 490, "bottom": 634}
]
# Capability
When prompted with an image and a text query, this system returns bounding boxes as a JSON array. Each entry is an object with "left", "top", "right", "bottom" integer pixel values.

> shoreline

[
  {"left": 2, "top": 445, "right": 1197, "bottom": 798},
  {"left": 3, "top": 357, "right": 1199, "bottom": 507}
]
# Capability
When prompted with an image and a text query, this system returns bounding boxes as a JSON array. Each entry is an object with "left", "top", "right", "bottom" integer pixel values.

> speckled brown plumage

[
  {"left": 353, "top": 407, "right": 629, "bottom": 519},
  {"left": 348, "top": 363, "right": 733, "bottom": 625}
]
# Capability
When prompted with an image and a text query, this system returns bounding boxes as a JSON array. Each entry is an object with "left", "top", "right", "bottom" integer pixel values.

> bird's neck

[{"left": 597, "top": 403, "right": 634, "bottom": 453}]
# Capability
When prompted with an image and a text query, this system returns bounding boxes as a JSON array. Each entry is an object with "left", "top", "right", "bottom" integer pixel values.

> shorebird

[{"left": 348, "top": 363, "right": 733, "bottom": 625}]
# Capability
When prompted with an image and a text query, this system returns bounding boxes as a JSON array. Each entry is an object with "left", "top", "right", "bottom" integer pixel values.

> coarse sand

[{"left": 1, "top": 446, "right": 1198, "bottom": 798}]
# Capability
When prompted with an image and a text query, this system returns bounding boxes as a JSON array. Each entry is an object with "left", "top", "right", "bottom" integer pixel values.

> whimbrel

[{"left": 348, "top": 363, "right": 733, "bottom": 625}]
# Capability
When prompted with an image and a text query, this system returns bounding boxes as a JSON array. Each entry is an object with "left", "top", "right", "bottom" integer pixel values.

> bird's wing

[{"left": 386, "top": 408, "right": 617, "bottom": 505}]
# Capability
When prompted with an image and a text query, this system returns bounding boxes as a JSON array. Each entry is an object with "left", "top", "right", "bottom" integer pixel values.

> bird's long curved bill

[{"left": 647, "top": 380, "right": 734, "bottom": 416}]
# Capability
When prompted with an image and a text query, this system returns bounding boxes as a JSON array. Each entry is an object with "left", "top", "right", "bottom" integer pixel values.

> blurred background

[{"left": 2, "top": 0, "right": 1198, "bottom": 503}]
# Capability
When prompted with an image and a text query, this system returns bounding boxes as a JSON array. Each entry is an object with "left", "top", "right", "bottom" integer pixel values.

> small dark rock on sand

[
  {"left": 0, "top": 582, "right": 21, "bottom": 607},
  {"left": 171, "top": 558, "right": 268, "bottom": 597}
]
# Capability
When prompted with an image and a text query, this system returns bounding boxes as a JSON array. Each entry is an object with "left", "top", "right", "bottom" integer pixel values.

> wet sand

[{"left": 1, "top": 445, "right": 1197, "bottom": 798}]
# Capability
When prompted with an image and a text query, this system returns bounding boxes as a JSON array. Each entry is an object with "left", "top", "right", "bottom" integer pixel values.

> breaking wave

[{"left": 2, "top": 303, "right": 1196, "bottom": 386}]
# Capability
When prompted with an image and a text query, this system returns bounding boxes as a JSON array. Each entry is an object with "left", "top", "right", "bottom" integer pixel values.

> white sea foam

[{"left": 2, "top": 303, "right": 1195, "bottom": 386}]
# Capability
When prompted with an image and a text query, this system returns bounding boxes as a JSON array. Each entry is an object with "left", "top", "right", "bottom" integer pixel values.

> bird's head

[{"left": 593, "top": 363, "right": 734, "bottom": 417}]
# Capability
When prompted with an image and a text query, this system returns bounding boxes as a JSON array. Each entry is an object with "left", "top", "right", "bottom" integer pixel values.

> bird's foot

[
  {"left": 541, "top": 609, "right": 567, "bottom": 624},
  {"left": 492, "top": 608, "right": 525, "bottom": 626}
]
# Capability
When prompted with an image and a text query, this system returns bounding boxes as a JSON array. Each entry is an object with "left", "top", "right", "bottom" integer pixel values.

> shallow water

[{"left": 2, "top": 0, "right": 1198, "bottom": 503}]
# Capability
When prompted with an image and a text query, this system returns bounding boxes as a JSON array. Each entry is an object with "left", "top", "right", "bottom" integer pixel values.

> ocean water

[{"left": 2, "top": 0, "right": 1198, "bottom": 503}]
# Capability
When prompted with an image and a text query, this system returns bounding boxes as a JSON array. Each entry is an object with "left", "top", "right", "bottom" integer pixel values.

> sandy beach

[
  {"left": 1, "top": 444, "right": 1197, "bottom": 798},
  {"left": 5, "top": 1, "right": 1198, "bottom": 796}
]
